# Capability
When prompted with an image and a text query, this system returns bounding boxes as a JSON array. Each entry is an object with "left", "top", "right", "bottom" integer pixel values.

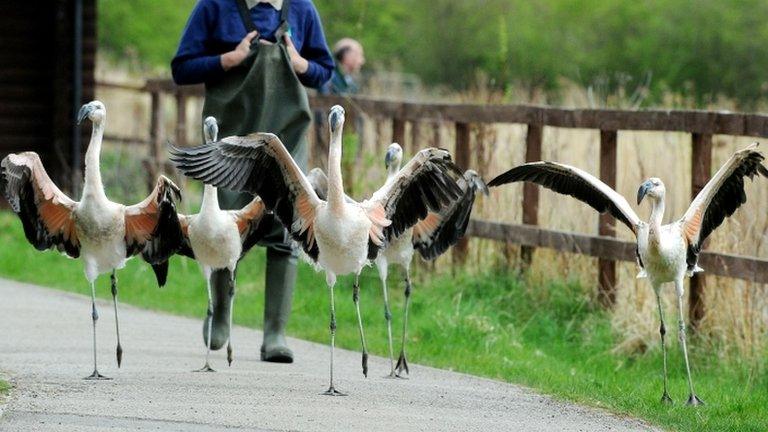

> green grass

[{"left": 0, "top": 211, "right": 765, "bottom": 431}]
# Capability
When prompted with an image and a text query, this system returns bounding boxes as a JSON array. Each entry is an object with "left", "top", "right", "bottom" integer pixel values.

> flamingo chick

[
  {"left": 0, "top": 100, "right": 184, "bottom": 379},
  {"left": 488, "top": 143, "right": 768, "bottom": 405},
  {"left": 170, "top": 105, "right": 463, "bottom": 395},
  {"left": 172, "top": 116, "right": 270, "bottom": 371},
  {"left": 378, "top": 143, "right": 488, "bottom": 378}
]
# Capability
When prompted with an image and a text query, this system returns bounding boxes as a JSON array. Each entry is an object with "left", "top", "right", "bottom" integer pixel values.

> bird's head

[
  {"left": 637, "top": 177, "right": 665, "bottom": 204},
  {"left": 77, "top": 100, "right": 106, "bottom": 125},
  {"left": 329, "top": 105, "right": 345, "bottom": 135},
  {"left": 464, "top": 169, "right": 490, "bottom": 196},
  {"left": 385, "top": 143, "right": 403, "bottom": 171},
  {"left": 203, "top": 116, "right": 219, "bottom": 143}
]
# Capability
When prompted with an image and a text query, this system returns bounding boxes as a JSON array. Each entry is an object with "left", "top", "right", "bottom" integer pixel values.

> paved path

[{"left": 0, "top": 279, "right": 655, "bottom": 431}]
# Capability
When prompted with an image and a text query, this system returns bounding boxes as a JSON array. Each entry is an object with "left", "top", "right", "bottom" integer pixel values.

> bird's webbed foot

[
  {"left": 395, "top": 350, "right": 410, "bottom": 377},
  {"left": 384, "top": 370, "right": 407, "bottom": 380},
  {"left": 686, "top": 394, "right": 704, "bottom": 406},
  {"left": 362, "top": 352, "right": 369, "bottom": 378},
  {"left": 84, "top": 370, "right": 111, "bottom": 380},
  {"left": 661, "top": 392, "right": 673, "bottom": 405},
  {"left": 227, "top": 343, "right": 233, "bottom": 366},
  {"left": 194, "top": 363, "right": 216, "bottom": 373},
  {"left": 322, "top": 385, "right": 347, "bottom": 396}
]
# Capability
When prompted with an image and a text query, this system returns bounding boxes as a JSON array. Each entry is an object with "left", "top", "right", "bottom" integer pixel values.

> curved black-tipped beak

[
  {"left": 204, "top": 121, "right": 218, "bottom": 143},
  {"left": 329, "top": 105, "right": 344, "bottom": 133},
  {"left": 77, "top": 103, "right": 93, "bottom": 125},
  {"left": 385, "top": 147, "right": 396, "bottom": 169},
  {"left": 637, "top": 181, "right": 652, "bottom": 205}
]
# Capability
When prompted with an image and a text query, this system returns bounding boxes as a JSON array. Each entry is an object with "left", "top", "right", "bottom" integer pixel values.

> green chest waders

[{"left": 201, "top": 0, "right": 310, "bottom": 363}]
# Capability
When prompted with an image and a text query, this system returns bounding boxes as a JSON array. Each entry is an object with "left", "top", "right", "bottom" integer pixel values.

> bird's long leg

[
  {"left": 195, "top": 272, "right": 215, "bottom": 372},
  {"left": 653, "top": 286, "right": 672, "bottom": 404},
  {"left": 353, "top": 274, "right": 369, "bottom": 377},
  {"left": 110, "top": 271, "right": 123, "bottom": 368},
  {"left": 226, "top": 271, "right": 235, "bottom": 367},
  {"left": 675, "top": 279, "right": 703, "bottom": 406},
  {"left": 379, "top": 267, "right": 397, "bottom": 378},
  {"left": 323, "top": 275, "right": 345, "bottom": 396},
  {"left": 395, "top": 271, "right": 412, "bottom": 377},
  {"left": 85, "top": 280, "right": 110, "bottom": 380}
]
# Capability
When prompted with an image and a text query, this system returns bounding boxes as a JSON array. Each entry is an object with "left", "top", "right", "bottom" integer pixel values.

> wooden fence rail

[{"left": 97, "top": 79, "right": 768, "bottom": 329}]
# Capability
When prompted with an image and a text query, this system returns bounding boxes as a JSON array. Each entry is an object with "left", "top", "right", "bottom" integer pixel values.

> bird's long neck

[
  {"left": 648, "top": 197, "right": 665, "bottom": 239},
  {"left": 386, "top": 160, "right": 401, "bottom": 183},
  {"left": 327, "top": 131, "right": 345, "bottom": 211},
  {"left": 82, "top": 120, "right": 106, "bottom": 200},
  {"left": 200, "top": 184, "right": 220, "bottom": 216}
]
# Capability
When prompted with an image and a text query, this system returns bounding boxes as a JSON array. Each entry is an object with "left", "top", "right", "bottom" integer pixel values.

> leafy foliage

[{"left": 97, "top": 0, "right": 768, "bottom": 105}]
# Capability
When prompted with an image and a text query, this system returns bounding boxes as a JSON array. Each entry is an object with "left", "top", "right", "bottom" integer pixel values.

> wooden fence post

[
  {"left": 148, "top": 89, "right": 163, "bottom": 190},
  {"left": 392, "top": 117, "right": 406, "bottom": 146},
  {"left": 175, "top": 91, "right": 187, "bottom": 149},
  {"left": 409, "top": 120, "right": 421, "bottom": 156},
  {"left": 521, "top": 124, "right": 543, "bottom": 269},
  {"left": 453, "top": 122, "right": 471, "bottom": 263},
  {"left": 598, "top": 130, "right": 618, "bottom": 307},
  {"left": 690, "top": 133, "right": 712, "bottom": 330}
]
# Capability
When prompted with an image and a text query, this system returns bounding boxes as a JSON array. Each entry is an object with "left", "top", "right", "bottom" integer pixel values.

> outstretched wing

[
  {"left": 363, "top": 148, "right": 463, "bottom": 261},
  {"left": 125, "top": 175, "right": 184, "bottom": 286},
  {"left": 412, "top": 170, "right": 489, "bottom": 260},
  {"left": 170, "top": 133, "right": 322, "bottom": 261},
  {"left": 488, "top": 161, "right": 642, "bottom": 234},
  {"left": 228, "top": 197, "right": 269, "bottom": 257},
  {"left": 680, "top": 142, "right": 768, "bottom": 266},
  {"left": 1, "top": 152, "right": 80, "bottom": 257}
]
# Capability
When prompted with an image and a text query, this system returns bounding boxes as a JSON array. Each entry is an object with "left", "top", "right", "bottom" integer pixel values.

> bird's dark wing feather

[
  {"left": 488, "top": 161, "right": 641, "bottom": 234},
  {"left": 364, "top": 148, "right": 463, "bottom": 260},
  {"left": 681, "top": 143, "right": 768, "bottom": 266},
  {"left": 125, "top": 176, "right": 185, "bottom": 287},
  {"left": 170, "top": 133, "right": 322, "bottom": 262},
  {"left": 1, "top": 152, "right": 80, "bottom": 257},
  {"left": 412, "top": 171, "right": 488, "bottom": 260}
]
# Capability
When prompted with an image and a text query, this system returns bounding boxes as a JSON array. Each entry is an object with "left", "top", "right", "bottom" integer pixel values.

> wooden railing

[{"left": 97, "top": 79, "right": 768, "bottom": 328}]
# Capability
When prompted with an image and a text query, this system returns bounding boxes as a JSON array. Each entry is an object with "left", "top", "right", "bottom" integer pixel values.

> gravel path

[{"left": 0, "top": 278, "right": 655, "bottom": 431}]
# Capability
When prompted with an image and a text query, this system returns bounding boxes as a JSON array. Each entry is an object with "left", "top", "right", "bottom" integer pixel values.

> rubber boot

[
  {"left": 260, "top": 248, "right": 296, "bottom": 363},
  {"left": 203, "top": 268, "right": 234, "bottom": 351}
]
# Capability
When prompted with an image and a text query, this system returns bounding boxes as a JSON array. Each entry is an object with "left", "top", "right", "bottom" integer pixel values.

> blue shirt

[{"left": 171, "top": 0, "right": 334, "bottom": 88}]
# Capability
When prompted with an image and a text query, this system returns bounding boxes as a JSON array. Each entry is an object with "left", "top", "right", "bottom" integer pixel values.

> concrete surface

[{"left": 0, "top": 278, "right": 656, "bottom": 431}]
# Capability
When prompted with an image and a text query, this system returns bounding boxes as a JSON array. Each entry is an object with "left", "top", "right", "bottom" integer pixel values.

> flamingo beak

[
  {"left": 204, "top": 118, "right": 218, "bottom": 143},
  {"left": 329, "top": 105, "right": 345, "bottom": 133},
  {"left": 637, "top": 181, "right": 652, "bottom": 205},
  {"left": 385, "top": 147, "right": 396, "bottom": 169},
  {"left": 77, "top": 103, "right": 94, "bottom": 125}
]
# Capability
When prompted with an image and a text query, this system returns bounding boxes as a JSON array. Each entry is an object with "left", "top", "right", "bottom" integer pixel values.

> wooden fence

[{"left": 97, "top": 79, "right": 768, "bottom": 328}]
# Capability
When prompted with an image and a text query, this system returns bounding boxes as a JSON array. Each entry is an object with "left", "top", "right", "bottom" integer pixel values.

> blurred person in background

[
  {"left": 171, "top": 0, "right": 334, "bottom": 364},
  {"left": 323, "top": 38, "right": 365, "bottom": 95}
]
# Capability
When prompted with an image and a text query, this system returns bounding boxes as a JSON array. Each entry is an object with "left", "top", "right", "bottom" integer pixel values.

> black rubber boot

[
  {"left": 260, "top": 248, "right": 296, "bottom": 363},
  {"left": 203, "top": 269, "right": 234, "bottom": 351}
]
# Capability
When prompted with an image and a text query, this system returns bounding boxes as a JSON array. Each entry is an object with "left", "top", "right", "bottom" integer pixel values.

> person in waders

[{"left": 171, "top": 0, "right": 334, "bottom": 363}]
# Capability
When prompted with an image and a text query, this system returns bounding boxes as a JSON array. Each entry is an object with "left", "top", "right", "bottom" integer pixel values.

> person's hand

[
  {"left": 283, "top": 34, "right": 309, "bottom": 74},
  {"left": 221, "top": 31, "right": 258, "bottom": 70}
]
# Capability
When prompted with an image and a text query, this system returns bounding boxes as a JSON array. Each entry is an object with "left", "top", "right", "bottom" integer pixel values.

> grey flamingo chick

[
  {"left": 309, "top": 143, "right": 488, "bottom": 378},
  {"left": 0, "top": 100, "right": 183, "bottom": 379},
  {"left": 172, "top": 116, "right": 270, "bottom": 371},
  {"left": 488, "top": 143, "right": 768, "bottom": 405},
  {"left": 169, "top": 105, "right": 463, "bottom": 395},
  {"left": 377, "top": 143, "right": 488, "bottom": 378}
]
